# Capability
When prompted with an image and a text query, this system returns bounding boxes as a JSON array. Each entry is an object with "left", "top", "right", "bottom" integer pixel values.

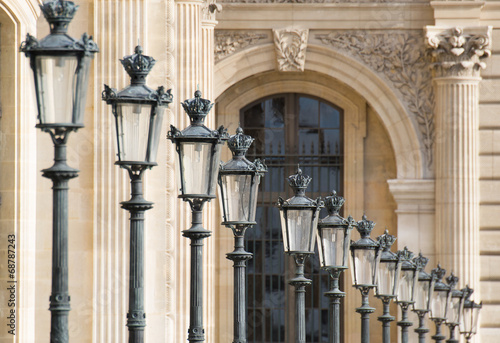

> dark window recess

[{"left": 241, "top": 93, "right": 344, "bottom": 343}]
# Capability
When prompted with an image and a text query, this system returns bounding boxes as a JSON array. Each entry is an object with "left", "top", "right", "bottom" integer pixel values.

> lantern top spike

[
  {"left": 120, "top": 46, "right": 156, "bottom": 85},
  {"left": 40, "top": 0, "right": 78, "bottom": 34}
]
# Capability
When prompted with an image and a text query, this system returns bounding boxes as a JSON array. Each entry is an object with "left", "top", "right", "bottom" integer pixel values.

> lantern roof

[
  {"left": 431, "top": 264, "right": 450, "bottom": 291},
  {"left": 318, "top": 191, "right": 353, "bottom": 228},
  {"left": 277, "top": 167, "right": 322, "bottom": 209},
  {"left": 377, "top": 230, "right": 399, "bottom": 262},
  {"left": 350, "top": 214, "right": 379, "bottom": 249},
  {"left": 120, "top": 45, "right": 156, "bottom": 85},
  {"left": 398, "top": 247, "right": 416, "bottom": 270},
  {"left": 220, "top": 128, "right": 267, "bottom": 174}
]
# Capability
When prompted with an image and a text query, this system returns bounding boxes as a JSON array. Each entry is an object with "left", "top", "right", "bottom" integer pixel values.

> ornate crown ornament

[
  {"left": 462, "top": 285, "right": 474, "bottom": 301},
  {"left": 377, "top": 229, "right": 396, "bottom": 251},
  {"left": 413, "top": 252, "right": 429, "bottom": 270},
  {"left": 227, "top": 127, "right": 254, "bottom": 156},
  {"left": 446, "top": 272, "right": 459, "bottom": 289},
  {"left": 323, "top": 190, "right": 345, "bottom": 215},
  {"left": 181, "top": 90, "right": 214, "bottom": 125},
  {"left": 397, "top": 246, "right": 414, "bottom": 261},
  {"left": 431, "top": 264, "right": 447, "bottom": 282},
  {"left": 287, "top": 166, "right": 311, "bottom": 194},
  {"left": 356, "top": 214, "right": 376, "bottom": 239},
  {"left": 40, "top": 0, "right": 78, "bottom": 33},
  {"left": 120, "top": 46, "right": 155, "bottom": 85}
]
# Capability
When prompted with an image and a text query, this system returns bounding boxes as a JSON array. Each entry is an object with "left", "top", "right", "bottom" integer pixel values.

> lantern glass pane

[
  {"left": 377, "top": 261, "right": 398, "bottom": 296},
  {"left": 397, "top": 270, "right": 415, "bottom": 302},
  {"left": 431, "top": 290, "right": 449, "bottom": 319},
  {"left": 280, "top": 208, "right": 316, "bottom": 253},
  {"left": 317, "top": 226, "right": 347, "bottom": 268},
  {"left": 447, "top": 296, "right": 463, "bottom": 324},
  {"left": 73, "top": 56, "right": 91, "bottom": 125},
  {"left": 115, "top": 103, "right": 152, "bottom": 163},
  {"left": 35, "top": 55, "right": 79, "bottom": 125},
  {"left": 414, "top": 279, "right": 431, "bottom": 311},
  {"left": 460, "top": 306, "right": 479, "bottom": 334},
  {"left": 351, "top": 249, "right": 376, "bottom": 286},
  {"left": 146, "top": 107, "right": 164, "bottom": 163},
  {"left": 220, "top": 174, "right": 259, "bottom": 222},
  {"left": 179, "top": 142, "right": 221, "bottom": 197}
]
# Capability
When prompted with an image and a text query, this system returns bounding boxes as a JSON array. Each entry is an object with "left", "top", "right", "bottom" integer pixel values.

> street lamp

[
  {"left": 460, "top": 286, "right": 482, "bottom": 343},
  {"left": 316, "top": 191, "right": 355, "bottom": 343},
  {"left": 430, "top": 265, "right": 452, "bottom": 343},
  {"left": 218, "top": 127, "right": 267, "bottom": 343},
  {"left": 102, "top": 46, "right": 172, "bottom": 343},
  {"left": 445, "top": 276, "right": 465, "bottom": 343},
  {"left": 412, "top": 253, "right": 435, "bottom": 343},
  {"left": 277, "top": 167, "right": 323, "bottom": 343},
  {"left": 395, "top": 247, "right": 418, "bottom": 343},
  {"left": 168, "top": 90, "right": 228, "bottom": 342},
  {"left": 375, "top": 230, "right": 402, "bottom": 343},
  {"left": 19, "top": 1, "right": 98, "bottom": 341},
  {"left": 350, "top": 214, "right": 382, "bottom": 343}
]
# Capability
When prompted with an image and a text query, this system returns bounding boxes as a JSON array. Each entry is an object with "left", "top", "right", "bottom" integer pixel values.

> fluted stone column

[{"left": 426, "top": 26, "right": 491, "bottom": 296}]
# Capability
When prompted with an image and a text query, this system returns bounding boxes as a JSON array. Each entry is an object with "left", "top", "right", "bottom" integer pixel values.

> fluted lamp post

[
  {"left": 460, "top": 286, "right": 482, "bottom": 343},
  {"left": 412, "top": 253, "right": 435, "bottom": 343},
  {"left": 168, "top": 91, "right": 228, "bottom": 342},
  {"left": 430, "top": 265, "right": 452, "bottom": 343},
  {"left": 20, "top": 1, "right": 98, "bottom": 341},
  {"left": 316, "top": 191, "right": 355, "bottom": 343},
  {"left": 375, "top": 230, "right": 402, "bottom": 343},
  {"left": 218, "top": 127, "right": 267, "bottom": 343},
  {"left": 395, "top": 247, "right": 418, "bottom": 343},
  {"left": 350, "top": 214, "right": 382, "bottom": 343},
  {"left": 102, "top": 46, "right": 172, "bottom": 343},
  {"left": 445, "top": 276, "right": 465, "bottom": 343},
  {"left": 277, "top": 167, "right": 323, "bottom": 343}
]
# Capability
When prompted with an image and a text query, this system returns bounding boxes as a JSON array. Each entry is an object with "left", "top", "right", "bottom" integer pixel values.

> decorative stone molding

[
  {"left": 202, "top": 0, "right": 222, "bottom": 21},
  {"left": 215, "top": 31, "right": 268, "bottom": 62},
  {"left": 426, "top": 26, "right": 492, "bottom": 78},
  {"left": 273, "top": 28, "right": 308, "bottom": 72},
  {"left": 316, "top": 30, "right": 434, "bottom": 166}
]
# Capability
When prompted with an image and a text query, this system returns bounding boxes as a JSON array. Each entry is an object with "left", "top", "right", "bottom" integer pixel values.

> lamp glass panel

[
  {"left": 431, "top": 290, "right": 449, "bottom": 319},
  {"left": 377, "top": 261, "right": 398, "bottom": 296},
  {"left": 471, "top": 307, "right": 480, "bottom": 334},
  {"left": 317, "top": 226, "right": 346, "bottom": 268},
  {"left": 73, "top": 56, "right": 91, "bottom": 125},
  {"left": 146, "top": 107, "right": 164, "bottom": 163},
  {"left": 35, "top": 55, "right": 78, "bottom": 125},
  {"left": 414, "top": 280, "right": 431, "bottom": 311},
  {"left": 447, "top": 296, "right": 463, "bottom": 324},
  {"left": 280, "top": 208, "right": 315, "bottom": 253},
  {"left": 115, "top": 103, "right": 152, "bottom": 162},
  {"left": 460, "top": 307, "right": 477, "bottom": 334},
  {"left": 179, "top": 141, "right": 221, "bottom": 197},
  {"left": 220, "top": 174, "right": 258, "bottom": 222},
  {"left": 351, "top": 249, "right": 376, "bottom": 286},
  {"left": 397, "top": 270, "right": 415, "bottom": 302}
]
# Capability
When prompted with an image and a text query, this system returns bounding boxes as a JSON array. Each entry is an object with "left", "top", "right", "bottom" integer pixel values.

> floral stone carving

[
  {"left": 215, "top": 31, "right": 268, "bottom": 62},
  {"left": 273, "top": 28, "right": 309, "bottom": 72},
  {"left": 317, "top": 30, "right": 435, "bottom": 166}
]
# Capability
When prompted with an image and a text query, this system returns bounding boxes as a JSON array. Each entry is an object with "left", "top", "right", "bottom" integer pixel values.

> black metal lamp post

[
  {"left": 316, "top": 191, "right": 355, "bottom": 343},
  {"left": 350, "top": 214, "right": 382, "bottom": 343},
  {"left": 375, "top": 230, "right": 402, "bottom": 343},
  {"left": 412, "top": 253, "right": 435, "bottom": 343},
  {"left": 460, "top": 287, "right": 482, "bottom": 343},
  {"left": 430, "top": 265, "right": 452, "bottom": 343},
  {"left": 277, "top": 167, "right": 323, "bottom": 343},
  {"left": 218, "top": 127, "right": 267, "bottom": 343},
  {"left": 20, "top": 1, "right": 98, "bottom": 341},
  {"left": 168, "top": 91, "right": 228, "bottom": 342},
  {"left": 444, "top": 275, "right": 465, "bottom": 343},
  {"left": 395, "top": 247, "right": 418, "bottom": 343},
  {"left": 102, "top": 46, "right": 172, "bottom": 343}
]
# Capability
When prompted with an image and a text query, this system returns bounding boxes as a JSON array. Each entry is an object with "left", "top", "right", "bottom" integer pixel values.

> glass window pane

[
  {"left": 299, "top": 97, "right": 319, "bottom": 127},
  {"left": 243, "top": 102, "right": 265, "bottom": 127},
  {"left": 299, "top": 129, "right": 319, "bottom": 155},
  {"left": 265, "top": 97, "right": 285, "bottom": 128},
  {"left": 320, "top": 102, "right": 340, "bottom": 128}
]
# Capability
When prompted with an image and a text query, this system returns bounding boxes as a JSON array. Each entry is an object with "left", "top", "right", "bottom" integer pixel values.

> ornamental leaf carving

[
  {"left": 215, "top": 31, "right": 268, "bottom": 62},
  {"left": 273, "top": 28, "right": 309, "bottom": 72},
  {"left": 316, "top": 30, "right": 434, "bottom": 166}
]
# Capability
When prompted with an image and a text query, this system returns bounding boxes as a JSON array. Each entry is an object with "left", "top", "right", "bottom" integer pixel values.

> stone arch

[{"left": 214, "top": 43, "right": 425, "bottom": 180}]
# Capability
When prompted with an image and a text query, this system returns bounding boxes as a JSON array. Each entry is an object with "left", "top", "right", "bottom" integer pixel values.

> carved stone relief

[
  {"left": 316, "top": 30, "right": 435, "bottom": 166},
  {"left": 426, "top": 27, "right": 491, "bottom": 78},
  {"left": 215, "top": 31, "right": 269, "bottom": 62},
  {"left": 273, "top": 28, "right": 309, "bottom": 72}
]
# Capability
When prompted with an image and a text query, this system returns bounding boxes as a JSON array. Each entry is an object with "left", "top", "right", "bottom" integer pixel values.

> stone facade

[{"left": 0, "top": 0, "right": 499, "bottom": 342}]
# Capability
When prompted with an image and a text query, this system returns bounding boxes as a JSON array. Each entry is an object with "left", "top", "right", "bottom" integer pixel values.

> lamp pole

[
  {"left": 412, "top": 253, "right": 433, "bottom": 343},
  {"left": 445, "top": 275, "right": 464, "bottom": 343},
  {"left": 20, "top": 1, "right": 98, "bottom": 341},
  {"left": 460, "top": 287, "right": 482, "bottom": 343},
  {"left": 395, "top": 247, "right": 418, "bottom": 343},
  {"left": 430, "top": 265, "right": 451, "bottom": 343}
]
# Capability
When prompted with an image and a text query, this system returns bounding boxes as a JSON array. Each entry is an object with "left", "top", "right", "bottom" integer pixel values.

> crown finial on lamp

[
  {"left": 432, "top": 264, "right": 447, "bottom": 281},
  {"left": 413, "top": 252, "right": 429, "bottom": 270},
  {"left": 377, "top": 229, "right": 396, "bottom": 251},
  {"left": 119, "top": 45, "right": 156, "bottom": 85},
  {"left": 356, "top": 214, "right": 376, "bottom": 239},
  {"left": 323, "top": 190, "right": 345, "bottom": 215},
  {"left": 287, "top": 165, "right": 312, "bottom": 196},
  {"left": 227, "top": 127, "right": 254, "bottom": 157},
  {"left": 40, "top": 0, "right": 78, "bottom": 34},
  {"left": 446, "top": 272, "right": 459, "bottom": 289},
  {"left": 181, "top": 90, "right": 214, "bottom": 125}
]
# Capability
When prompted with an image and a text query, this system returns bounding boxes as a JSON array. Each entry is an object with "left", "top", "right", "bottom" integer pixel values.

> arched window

[{"left": 241, "top": 93, "right": 344, "bottom": 343}]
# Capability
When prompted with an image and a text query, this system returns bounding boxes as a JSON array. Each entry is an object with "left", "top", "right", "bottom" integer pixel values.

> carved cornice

[
  {"left": 273, "top": 28, "right": 309, "bottom": 72},
  {"left": 316, "top": 30, "right": 434, "bottom": 166},
  {"left": 215, "top": 31, "right": 268, "bottom": 62},
  {"left": 426, "top": 26, "right": 491, "bottom": 78}
]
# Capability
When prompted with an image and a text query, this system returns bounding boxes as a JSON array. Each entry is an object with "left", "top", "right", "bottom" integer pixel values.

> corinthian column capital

[{"left": 426, "top": 26, "right": 492, "bottom": 78}]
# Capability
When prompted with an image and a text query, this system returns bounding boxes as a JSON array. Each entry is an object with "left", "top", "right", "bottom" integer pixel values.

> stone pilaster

[{"left": 426, "top": 26, "right": 491, "bottom": 296}]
